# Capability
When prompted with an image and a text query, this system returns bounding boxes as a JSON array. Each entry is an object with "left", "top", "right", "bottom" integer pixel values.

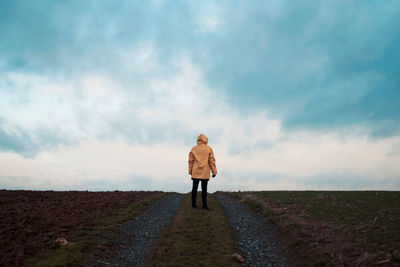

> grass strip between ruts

[
  {"left": 146, "top": 193, "right": 241, "bottom": 267},
  {"left": 26, "top": 192, "right": 167, "bottom": 267}
]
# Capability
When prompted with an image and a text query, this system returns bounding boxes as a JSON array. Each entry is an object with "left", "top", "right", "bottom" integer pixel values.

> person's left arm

[{"left": 188, "top": 150, "right": 195, "bottom": 175}]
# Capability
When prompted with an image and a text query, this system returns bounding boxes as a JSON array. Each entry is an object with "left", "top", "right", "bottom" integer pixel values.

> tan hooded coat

[{"left": 188, "top": 134, "right": 217, "bottom": 179}]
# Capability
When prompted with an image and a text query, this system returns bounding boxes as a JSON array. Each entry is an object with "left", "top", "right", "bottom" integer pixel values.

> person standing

[{"left": 188, "top": 134, "right": 217, "bottom": 210}]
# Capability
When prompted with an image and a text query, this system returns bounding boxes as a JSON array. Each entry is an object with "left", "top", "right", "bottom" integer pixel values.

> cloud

[
  {"left": 0, "top": 1, "right": 399, "bottom": 191},
  {"left": 2, "top": 1, "right": 399, "bottom": 138},
  {"left": 0, "top": 176, "right": 31, "bottom": 190},
  {"left": 0, "top": 116, "right": 73, "bottom": 157},
  {"left": 1, "top": 47, "right": 399, "bottom": 191},
  {"left": 298, "top": 172, "right": 399, "bottom": 190},
  {"left": 203, "top": 1, "right": 400, "bottom": 136},
  {"left": 1, "top": 51, "right": 253, "bottom": 155},
  {"left": 79, "top": 174, "right": 155, "bottom": 191},
  {"left": 0, "top": 117, "right": 33, "bottom": 154},
  {"left": 191, "top": 2, "right": 222, "bottom": 33},
  {"left": 1, "top": 129, "right": 399, "bottom": 192}
]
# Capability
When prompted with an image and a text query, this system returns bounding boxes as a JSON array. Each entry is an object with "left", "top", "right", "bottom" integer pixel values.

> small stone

[
  {"left": 232, "top": 253, "right": 245, "bottom": 263},
  {"left": 55, "top": 237, "right": 69, "bottom": 246},
  {"left": 392, "top": 249, "right": 400, "bottom": 260}
]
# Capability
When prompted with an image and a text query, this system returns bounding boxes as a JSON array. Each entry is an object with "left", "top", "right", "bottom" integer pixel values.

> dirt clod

[
  {"left": 231, "top": 253, "right": 245, "bottom": 263},
  {"left": 55, "top": 237, "right": 69, "bottom": 246},
  {"left": 392, "top": 249, "right": 400, "bottom": 261},
  {"left": 354, "top": 252, "right": 374, "bottom": 266},
  {"left": 377, "top": 254, "right": 392, "bottom": 265}
]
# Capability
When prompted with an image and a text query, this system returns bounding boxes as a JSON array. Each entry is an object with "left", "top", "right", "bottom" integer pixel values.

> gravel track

[
  {"left": 85, "top": 193, "right": 184, "bottom": 266},
  {"left": 215, "top": 194, "right": 287, "bottom": 267}
]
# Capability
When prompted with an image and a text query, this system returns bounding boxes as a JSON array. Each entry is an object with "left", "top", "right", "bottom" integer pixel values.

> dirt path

[{"left": 81, "top": 193, "right": 289, "bottom": 266}]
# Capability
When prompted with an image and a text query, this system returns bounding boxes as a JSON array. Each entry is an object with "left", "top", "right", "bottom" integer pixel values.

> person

[{"left": 188, "top": 134, "right": 217, "bottom": 210}]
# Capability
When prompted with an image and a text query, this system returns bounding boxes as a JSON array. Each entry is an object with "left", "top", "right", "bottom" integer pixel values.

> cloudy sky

[{"left": 1, "top": 0, "right": 399, "bottom": 192}]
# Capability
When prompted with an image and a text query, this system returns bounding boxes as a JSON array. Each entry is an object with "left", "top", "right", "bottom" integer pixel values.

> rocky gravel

[
  {"left": 85, "top": 193, "right": 184, "bottom": 266},
  {"left": 216, "top": 194, "right": 287, "bottom": 267}
]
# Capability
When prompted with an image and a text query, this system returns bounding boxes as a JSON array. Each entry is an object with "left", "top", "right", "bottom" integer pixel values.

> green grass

[
  {"left": 147, "top": 193, "right": 241, "bottom": 267},
  {"left": 230, "top": 191, "right": 400, "bottom": 251},
  {"left": 26, "top": 192, "right": 166, "bottom": 267},
  {"left": 241, "top": 196, "right": 280, "bottom": 225}
]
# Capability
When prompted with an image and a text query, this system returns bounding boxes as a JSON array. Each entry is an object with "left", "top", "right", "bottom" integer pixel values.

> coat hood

[{"left": 197, "top": 134, "right": 208, "bottom": 145}]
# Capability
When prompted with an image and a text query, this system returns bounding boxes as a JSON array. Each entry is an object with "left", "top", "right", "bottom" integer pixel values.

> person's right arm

[{"left": 209, "top": 148, "right": 217, "bottom": 177}]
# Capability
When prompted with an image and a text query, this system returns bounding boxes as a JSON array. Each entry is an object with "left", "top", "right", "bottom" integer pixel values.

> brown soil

[
  {"left": 241, "top": 194, "right": 398, "bottom": 266},
  {"left": 0, "top": 189, "right": 158, "bottom": 266}
]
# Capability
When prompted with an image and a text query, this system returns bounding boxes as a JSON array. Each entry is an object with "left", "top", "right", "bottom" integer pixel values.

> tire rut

[
  {"left": 83, "top": 193, "right": 184, "bottom": 266},
  {"left": 215, "top": 194, "right": 287, "bottom": 267}
]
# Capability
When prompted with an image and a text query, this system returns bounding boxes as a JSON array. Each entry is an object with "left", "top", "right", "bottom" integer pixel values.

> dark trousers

[{"left": 191, "top": 178, "right": 208, "bottom": 207}]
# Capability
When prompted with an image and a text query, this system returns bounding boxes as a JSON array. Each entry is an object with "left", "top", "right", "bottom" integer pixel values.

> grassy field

[
  {"left": 26, "top": 192, "right": 166, "bottom": 267},
  {"left": 146, "top": 193, "right": 241, "bottom": 266},
  {"left": 223, "top": 191, "right": 400, "bottom": 266}
]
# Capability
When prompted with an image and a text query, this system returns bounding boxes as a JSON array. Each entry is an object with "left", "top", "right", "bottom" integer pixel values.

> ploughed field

[{"left": 0, "top": 190, "right": 158, "bottom": 266}]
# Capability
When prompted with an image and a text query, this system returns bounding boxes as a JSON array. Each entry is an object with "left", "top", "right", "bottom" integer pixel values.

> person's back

[
  {"left": 188, "top": 134, "right": 217, "bottom": 210},
  {"left": 189, "top": 134, "right": 217, "bottom": 179}
]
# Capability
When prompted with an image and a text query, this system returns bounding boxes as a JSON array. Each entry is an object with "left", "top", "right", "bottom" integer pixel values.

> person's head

[{"left": 197, "top": 134, "right": 208, "bottom": 145}]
